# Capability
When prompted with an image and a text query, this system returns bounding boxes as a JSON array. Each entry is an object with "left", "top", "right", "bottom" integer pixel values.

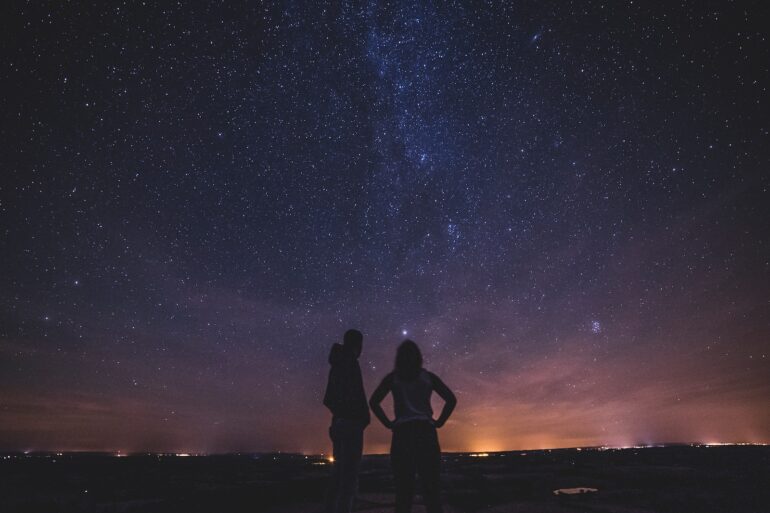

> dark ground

[{"left": 1, "top": 446, "right": 768, "bottom": 513}]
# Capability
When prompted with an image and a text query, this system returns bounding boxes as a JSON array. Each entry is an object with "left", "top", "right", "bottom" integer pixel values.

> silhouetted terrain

[{"left": 1, "top": 446, "right": 767, "bottom": 512}]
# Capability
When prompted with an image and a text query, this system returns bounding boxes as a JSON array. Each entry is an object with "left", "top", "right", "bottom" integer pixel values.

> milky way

[{"left": 1, "top": 1, "right": 768, "bottom": 454}]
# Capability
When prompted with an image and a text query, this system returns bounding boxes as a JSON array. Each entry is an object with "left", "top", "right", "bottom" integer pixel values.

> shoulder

[
  {"left": 328, "top": 343, "right": 343, "bottom": 365},
  {"left": 425, "top": 370, "right": 441, "bottom": 386}
]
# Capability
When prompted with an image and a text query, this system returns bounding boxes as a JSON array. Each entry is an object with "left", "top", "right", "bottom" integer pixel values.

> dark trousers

[
  {"left": 325, "top": 418, "right": 364, "bottom": 513},
  {"left": 391, "top": 420, "right": 442, "bottom": 513}
]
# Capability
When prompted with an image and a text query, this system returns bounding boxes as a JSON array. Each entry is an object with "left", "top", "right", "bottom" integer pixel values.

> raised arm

[
  {"left": 430, "top": 373, "right": 457, "bottom": 428},
  {"left": 369, "top": 373, "right": 394, "bottom": 429}
]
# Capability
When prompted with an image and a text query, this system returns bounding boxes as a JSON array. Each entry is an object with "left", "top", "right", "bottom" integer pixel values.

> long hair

[{"left": 395, "top": 339, "right": 423, "bottom": 381}]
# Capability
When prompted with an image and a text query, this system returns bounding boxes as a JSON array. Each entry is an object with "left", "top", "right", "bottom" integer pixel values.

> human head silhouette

[
  {"left": 395, "top": 339, "right": 423, "bottom": 380},
  {"left": 343, "top": 329, "right": 363, "bottom": 358}
]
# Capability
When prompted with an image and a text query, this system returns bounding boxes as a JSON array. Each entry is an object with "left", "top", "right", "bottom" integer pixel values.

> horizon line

[{"left": 3, "top": 441, "right": 768, "bottom": 457}]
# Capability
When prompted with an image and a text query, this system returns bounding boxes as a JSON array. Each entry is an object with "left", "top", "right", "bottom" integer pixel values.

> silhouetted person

[
  {"left": 369, "top": 340, "right": 457, "bottom": 513},
  {"left": 323, "top": 329, "right": 370, "bottom": 513}
]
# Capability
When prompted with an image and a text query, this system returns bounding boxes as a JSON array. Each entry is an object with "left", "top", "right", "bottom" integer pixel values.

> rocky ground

[{"left": 2, "top": 446, "right": 768, "bottom": 512}]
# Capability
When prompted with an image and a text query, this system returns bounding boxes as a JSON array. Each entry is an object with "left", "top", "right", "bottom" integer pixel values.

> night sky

[{"left": 1, "top": 1, "right": 768, "bottom": 455}]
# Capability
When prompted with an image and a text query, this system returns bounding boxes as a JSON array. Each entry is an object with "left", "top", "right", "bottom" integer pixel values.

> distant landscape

[{"left": 2, "top": 445, "right": 768, "bottom": 513}]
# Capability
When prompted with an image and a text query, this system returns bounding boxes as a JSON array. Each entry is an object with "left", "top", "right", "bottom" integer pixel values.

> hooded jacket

[{"left": 323, "top": 343, "right": 371, "bottom": 426}]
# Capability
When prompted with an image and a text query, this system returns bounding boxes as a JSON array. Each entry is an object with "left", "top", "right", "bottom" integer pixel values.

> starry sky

[{"left": 1, "top": 1, "right": 769, "bottom": 454}]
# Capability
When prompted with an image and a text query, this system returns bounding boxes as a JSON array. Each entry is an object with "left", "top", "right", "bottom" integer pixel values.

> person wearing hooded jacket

[{"left": 323, "top": 329, "right": 370, "bottom": 513}]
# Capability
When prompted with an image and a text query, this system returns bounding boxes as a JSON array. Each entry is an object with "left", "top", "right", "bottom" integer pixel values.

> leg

[
  {"left": 325, "top": 424, "right": 342, "bottom": 513},
  {"left": 416, "top": 424, "right": 442, "bottom": 513},
  {"left": 335, "top": 423, "right": 363, "bottom": 513},
  {"left": 391, "top": 423, "right": 417, "bottom": 513}
]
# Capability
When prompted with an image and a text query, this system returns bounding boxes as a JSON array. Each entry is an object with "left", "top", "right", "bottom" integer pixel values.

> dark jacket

[{"left": 323, "top": 343, "right": 370, "bottom": 426}]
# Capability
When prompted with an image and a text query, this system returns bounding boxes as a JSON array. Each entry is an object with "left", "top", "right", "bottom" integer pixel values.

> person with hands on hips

[{"left": 369, "top": 339, "right": 457, "bottom": 513}]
